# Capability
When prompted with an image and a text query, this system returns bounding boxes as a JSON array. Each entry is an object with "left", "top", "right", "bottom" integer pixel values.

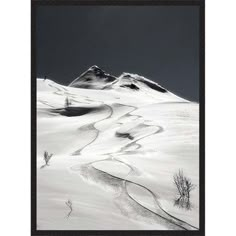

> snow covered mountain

[
  {"left": 37, "top": 66, "right": 199, "bottom": 230},
  {"left": 69, "top": 65, "right": 168, "bottom": 93}
]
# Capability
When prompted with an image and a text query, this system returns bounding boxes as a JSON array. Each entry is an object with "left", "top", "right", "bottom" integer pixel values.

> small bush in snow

[
  {"left": 40, "top": 151, "right": 53, "bottom": 169},
  {"left": 65, "top": 199, "right": 73, "bottom": 218},
  {"left": 173, "top": 169, "right": 195, "bottom": 199},
  {"left": 173, "top": 170, "right": 195, "bottom": 210}
]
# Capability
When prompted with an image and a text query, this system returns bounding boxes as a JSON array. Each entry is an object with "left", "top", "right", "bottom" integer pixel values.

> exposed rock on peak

[{"left": 69, "top": 66, "right": 167, "bottom": 93}]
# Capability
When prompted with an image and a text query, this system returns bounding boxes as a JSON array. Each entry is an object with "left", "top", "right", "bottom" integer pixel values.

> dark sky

[{"left": 36, "top": 6, "right": 199, "bottom": 101}]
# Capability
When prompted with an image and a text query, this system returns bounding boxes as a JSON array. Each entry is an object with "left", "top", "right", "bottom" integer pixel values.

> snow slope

[{"left": 37, "top": 66, "right": 199, "bottom": 230}]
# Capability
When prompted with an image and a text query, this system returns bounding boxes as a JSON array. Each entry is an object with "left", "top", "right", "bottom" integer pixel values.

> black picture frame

[{"left": 31, "top": 0, "right": 205, "bottom": 235}]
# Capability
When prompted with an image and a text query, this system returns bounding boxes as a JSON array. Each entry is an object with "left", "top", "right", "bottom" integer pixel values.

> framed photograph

[{"left": 31, "top": 0, "right": 205, "bottom": 235}]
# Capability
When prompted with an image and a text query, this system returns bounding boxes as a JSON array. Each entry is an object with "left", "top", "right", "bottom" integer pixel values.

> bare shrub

[
  {"left": 40, "top": 151, "right": 53, "bottom": 169},
  {"left": 173, "top": 169, "right": 195, "bottom": 199},
  {"left": 65, "top": 200, "right": 73, "bottom": 218},
  {"left": 173, "top": 170, "right": 196, "bottom": 210}
]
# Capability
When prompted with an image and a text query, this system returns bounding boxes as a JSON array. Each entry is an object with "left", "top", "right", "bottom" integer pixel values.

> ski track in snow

[
  {"left": 72, "top": 104, "right": 113, "bottom": 155},
  {"left": 90, "top": 161, "right": 198, "bottom": 230},
  {"left": 70, "top": 107, "right": 197, "bottom": 230},
  {"left": 38, "top": 79, "right": 199, "bottom": 230}
]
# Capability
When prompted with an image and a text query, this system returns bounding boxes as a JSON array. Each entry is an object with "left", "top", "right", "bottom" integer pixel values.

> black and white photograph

[
  {"left": 8, "top": 0, "right": 236, "bottom": 236},
  {"left": 32, "top": 0, "right": 204, "bottom": 233}
]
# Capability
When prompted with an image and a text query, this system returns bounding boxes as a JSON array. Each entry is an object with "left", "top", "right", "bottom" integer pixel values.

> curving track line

[
  {"left": 71, "top": 102, "right": 198, "bottom": 230},
  {"left": 90, "top": 160, "right": 198, "bottom": 230},
  {"left": 72, "top": 104, "right": 113, "bottom": 155}
]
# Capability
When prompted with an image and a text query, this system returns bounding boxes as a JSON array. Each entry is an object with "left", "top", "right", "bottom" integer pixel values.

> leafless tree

[
  {"left": 40, "top": 151, "right": 53, "bottom": 169},
  {"left": 173, "top": 169, "right": 195, "bottom": 199},
  {"left": 65, "top": 200, "right": 73, "bottom": 218}
]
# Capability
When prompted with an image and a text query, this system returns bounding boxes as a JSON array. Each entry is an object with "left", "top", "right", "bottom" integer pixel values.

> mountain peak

[
  {"left": 68, "top": 65, "right": 117, "bottom": 89},
  {"left": 89, "top": 65, "right": 100, "bottom": 70},
  {"left": 69, "top": 66, "right": 167, "bottom": 94},
  {"left": 88, "top": 65, "right": 104, "bottom": 74}
]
